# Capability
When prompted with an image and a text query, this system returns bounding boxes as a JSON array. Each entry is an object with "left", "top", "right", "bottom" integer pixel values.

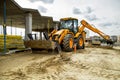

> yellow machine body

[
  {"left": 48, "top": 17, "right": 113, "bottom": 52},
  {"left": 26, "top": 17, "right": 113, "bottom": 52},
  {"left": 49, "top": 17, "right": 86, "bottom": 51}
]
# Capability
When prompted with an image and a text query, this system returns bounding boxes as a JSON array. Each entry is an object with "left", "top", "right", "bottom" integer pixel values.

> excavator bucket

[
  {"left": 24, "top": 32, "right": 61, "bottom": 53},
  {"left": 24, "top": 40, "right": 55, "bottom": 50}
]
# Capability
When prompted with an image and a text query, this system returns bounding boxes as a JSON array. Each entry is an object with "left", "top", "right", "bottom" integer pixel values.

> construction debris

[{"left": 0, "top": 35, "right": 25, "bottom": 51}]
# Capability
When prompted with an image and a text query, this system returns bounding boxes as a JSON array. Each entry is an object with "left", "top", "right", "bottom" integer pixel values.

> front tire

[
  {"left": 63, "top": 34, "right": 74, "bottom": 52},
  {"left": 77, "top": 35, "right": 84, "bottom": 49}
]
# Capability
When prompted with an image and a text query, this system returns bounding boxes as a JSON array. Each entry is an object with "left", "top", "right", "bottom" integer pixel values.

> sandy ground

[{"left": 0, "top": 47, "right": 120, "bottom": 80}]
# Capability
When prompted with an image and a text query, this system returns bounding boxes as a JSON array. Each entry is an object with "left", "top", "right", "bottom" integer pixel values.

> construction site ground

[{"left": 0, "top": 47, "right": 120, "bottom": 80}]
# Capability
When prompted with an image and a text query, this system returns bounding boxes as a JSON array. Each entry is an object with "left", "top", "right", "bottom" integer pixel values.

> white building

[
  {"left": 117, "top": 35, "right": 120, "bottom": 42},
  {"left": 110, "top": 35, "right": 117, "bottom": 42}
]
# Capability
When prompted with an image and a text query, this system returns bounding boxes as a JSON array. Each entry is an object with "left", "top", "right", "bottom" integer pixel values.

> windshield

[
  {"left": 60, "top": 19, "right": 78, "bottom": 33},
  {"left": 60, "top": 20, "right": 73, "bottom": 30}
]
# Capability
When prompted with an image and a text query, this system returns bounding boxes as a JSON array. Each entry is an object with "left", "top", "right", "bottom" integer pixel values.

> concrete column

[
  {"left": 54, "top": 23, "right": 58, "bottom": 30},
  {"left": 25, "top": 13, "right": 32, "bottom": 40},
  {"left": 40, "top": 32, "right": 42, "bottom": 40}
]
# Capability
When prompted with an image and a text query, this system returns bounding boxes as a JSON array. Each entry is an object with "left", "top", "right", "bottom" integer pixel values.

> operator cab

[{"left": 60, "top": 18, "right": 78, "bottom": 34}]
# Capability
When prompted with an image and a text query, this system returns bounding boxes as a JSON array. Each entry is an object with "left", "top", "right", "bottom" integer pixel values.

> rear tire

[
  {"left": 77, "top": 35, "right": 84, "bottom": 49},
  {"left": 63, "top": 34, "right": 74, "bottom": 52}
]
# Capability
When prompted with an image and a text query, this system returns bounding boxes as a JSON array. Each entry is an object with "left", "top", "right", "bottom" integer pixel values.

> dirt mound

[
  {"left": 0, "top": 57, "right": 66, "bottom": 80},
  {"left": 0, "top": 48, "right": 120, "bottom": 80},
  {"left": 0, "top": 69, "right": 30, "bottom": 80},
  {"left": 25, "top": 57, "right": 64, "bottom": 74}
]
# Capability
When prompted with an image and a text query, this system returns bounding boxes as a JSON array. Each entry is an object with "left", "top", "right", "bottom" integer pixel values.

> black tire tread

[
  {"left": 63, "top": 34, "right": 74, "bottom": 52},
  {"left": 77, "top": 35, "right": 85, "bottom": 49}
]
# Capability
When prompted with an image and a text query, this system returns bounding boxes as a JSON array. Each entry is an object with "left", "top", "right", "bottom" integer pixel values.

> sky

[{"left": 7, "top": 0, "right": 120, "bottom": 36}]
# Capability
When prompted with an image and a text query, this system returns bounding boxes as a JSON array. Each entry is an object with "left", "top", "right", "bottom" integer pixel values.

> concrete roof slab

[{"left": 0, "top": 0, "right": 57, "bottom": 32}]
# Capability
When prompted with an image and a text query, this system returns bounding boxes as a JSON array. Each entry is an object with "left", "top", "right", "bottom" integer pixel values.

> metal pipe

[
  {"left": 3, "top": 0, "right": 7, "bottom": 53},
  {"left": 47, "top": 20, "right": 50, "bottom": 34}
]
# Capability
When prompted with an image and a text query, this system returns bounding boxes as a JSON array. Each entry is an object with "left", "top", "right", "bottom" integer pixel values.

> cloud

[
  {"left": 73, "top": 7, "right": 82, "bottom": 14},
  {"left": 29, "top": 0, "right": 54, "bottom": 4},
  {"left": 85, "top": 6, "right": 93, "bottom": 14},
  {"left": 100, "top": 23, "right": 112, "bottom": 27},
  {"left": 38, "top": 6, "right": 47, "bottom": 13},
  {"left": 85, "top": 14, "right": 98, "bottom": 21},
  {"left": 99, "top": 22, "right": 119, "bottom": 27},
  {"left": 73, "top": 6, "right": 93, "bottom": 15},
  {"left": 40, "top": 0, "right": 54, "bottom": 4},
  {"left": 29, "top": 0, "right": 39, "bottom": 2},
  {"left": 30, "top": 0, "right": 54, "bottom": 4}
]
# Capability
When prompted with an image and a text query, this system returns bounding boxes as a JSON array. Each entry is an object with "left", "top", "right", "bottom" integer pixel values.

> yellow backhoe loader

[{"left": 25, "top": 17, "right": 113, "bottom": 53}]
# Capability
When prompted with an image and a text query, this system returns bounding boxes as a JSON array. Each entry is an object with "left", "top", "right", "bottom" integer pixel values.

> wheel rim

[
  {"left": 79, "top": 38, "right": 83, "bottom": 46},
  {"left": 69, "top": 38, "right": 73, "bottom": 48}
]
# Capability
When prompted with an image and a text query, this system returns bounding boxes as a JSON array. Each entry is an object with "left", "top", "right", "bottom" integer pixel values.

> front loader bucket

[{"left": 24, "top": 40, "right": 61, "bottom": 53}]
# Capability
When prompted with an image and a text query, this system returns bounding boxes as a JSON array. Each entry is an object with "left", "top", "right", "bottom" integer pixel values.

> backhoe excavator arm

[{"left": 80, "top": 20, "right": 113, "bottom": 44}]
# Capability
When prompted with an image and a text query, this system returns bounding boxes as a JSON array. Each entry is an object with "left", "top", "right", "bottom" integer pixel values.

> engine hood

[{"left": 54, "top": 29, "right": 66, "bottom": 36}]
